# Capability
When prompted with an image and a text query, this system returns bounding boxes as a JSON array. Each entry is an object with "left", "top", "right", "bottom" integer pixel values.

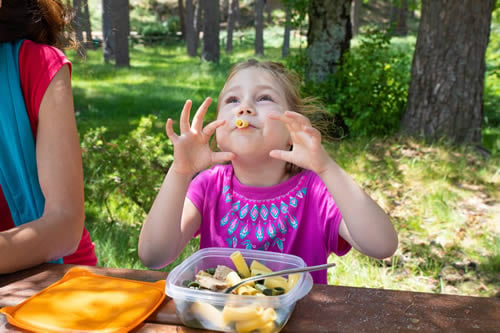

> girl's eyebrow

[
  {"left": 254, "top": 84, "right": 279, "bottom": 93},
  {"left": 222, "top": 84, "right": 279, "bottom": 96}
]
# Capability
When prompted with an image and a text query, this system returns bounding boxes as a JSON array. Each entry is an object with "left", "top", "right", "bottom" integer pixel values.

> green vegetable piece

[
  {"left": 272, "top": 287, "right": 285, "bottom": 296},
  {"left": 205, "top": 268, "right": 216, "bottom": 275},
  {"left": 263, "top": 288, "right": 273, "bottom": 296},
  {"left": 188, "top": 281, "right": 201, "bottom": 289},
  {"left": 182, "top": 280, "right": 192, "bottom": 287},
  {"left": 254, "top": 283, "right": 267, "bottom": 293},
  {"left": 254, "top": 273, "right": 265, "bottom": 285}
]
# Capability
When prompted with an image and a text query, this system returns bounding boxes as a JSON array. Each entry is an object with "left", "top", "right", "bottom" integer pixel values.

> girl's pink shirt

[
  {"left": 187, "top": 164, "right": 351, "bottom": 284},
  {"left": 0, "top": 40, "right": 97, "bottom": 266}
]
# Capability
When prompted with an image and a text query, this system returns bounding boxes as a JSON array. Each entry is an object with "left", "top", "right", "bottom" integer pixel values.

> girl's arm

[
  {"left": 138, "top": 167, "right": 202, "bottom": 269},
  {"left": 270, "top": 111, "right": 398, "bottom": 259},
  {"left": 0, "top": 65, "right": 85, "bottom": 274},
  {"left": 318, "top": 161, "right": 398, "bottom": 259},
  {"left": 138, "top": 98, "right": 234, "bottom": 269}
]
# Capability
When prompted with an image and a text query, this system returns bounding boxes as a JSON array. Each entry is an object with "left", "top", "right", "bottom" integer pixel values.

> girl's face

[{"left": 216, "top": 68, "right": 291, "bottom": 159}]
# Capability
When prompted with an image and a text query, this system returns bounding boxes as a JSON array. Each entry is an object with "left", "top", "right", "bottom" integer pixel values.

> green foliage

[
  {"left": 281, "top": 0, "right": 309, "bottom": 29},
  {"left": 295, "top": 30, "right": 412, "bottom": 137},
  {"left": 136, "top": 22, "right": 167, "bottom": 37},
  {"left": 483, "top": 11, "right": 500, "bottom": 153},
  {"left": 81, "top": 115, "right": 173, "bottom": 224}
]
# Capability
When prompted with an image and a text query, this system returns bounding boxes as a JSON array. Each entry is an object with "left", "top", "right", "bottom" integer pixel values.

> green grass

[{"left": 72, "top": 27, "right": 499, "bottom": 297}]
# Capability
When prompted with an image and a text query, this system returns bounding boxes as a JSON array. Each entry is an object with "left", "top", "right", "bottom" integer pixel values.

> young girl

[{"left": 138, "top": 60, "right": 398, "bottom": 283}]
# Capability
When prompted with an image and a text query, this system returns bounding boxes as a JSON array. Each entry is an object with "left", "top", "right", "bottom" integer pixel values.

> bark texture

[
  {"left": 201, "top": 0, "right": 220, "bottom": 62},
  {"left": 112, "top": 0, "right": 130, "bottom": 67},
  {"left": 185, "top": 0, "right": 196, "bottom": 56},
  {"left": 306, "top": 0, "right": 352, "bottom": 82},
  {"left": 102, "top": 0, "right": 114, "bottom": 63},
  {"left": 255, "top": 0, "right": 265, "bottom": 56},
  {"left": 401, "top": 0, "right": 494, "bottom": 144}
]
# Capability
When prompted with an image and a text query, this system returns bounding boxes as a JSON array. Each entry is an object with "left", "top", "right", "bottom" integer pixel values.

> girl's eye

[
  {"left": 226, "top": 96, "right": 239, "bottom": 104},
  {"left": 258, "top": 95, "right": 273, "bottom": 102}
]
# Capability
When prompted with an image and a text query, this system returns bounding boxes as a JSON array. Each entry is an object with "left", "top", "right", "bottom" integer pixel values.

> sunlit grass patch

[{"left": 325, "top": 137, "right": 499, "bottom": 296}]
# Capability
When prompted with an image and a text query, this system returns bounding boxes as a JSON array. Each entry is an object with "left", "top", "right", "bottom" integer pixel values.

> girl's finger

[
  {"left": 179, "top": 100, "right": 193, "bottom": 133},
  {"left": 212, "top": 151, "right": 235, "bottom": 164},
  {"left": 270, "top": 111, "right": 304, "bottom": 133},
  {"left": 165, "top": 118, "right": 178, "bottom": 142},
  {"left": 304, "top": 126, "right": 322, "bottom": 145},
  {"left": 292, "top": 131, "right": 315, "bottom": 148},
  {"left": 269, "top": 149, "right": 294, "bottom": 164},
  {"left": 268, "top": 112, "right": 285, "bottom": 121},
  {"left": 202, "top": 119, "right": 226, "bottom": 138},
  {"left": 192, "top": 97, "right": 212, "bottom": 132},
  {"left": 285, "top": 111, "right": 312, "bottom": 132}
]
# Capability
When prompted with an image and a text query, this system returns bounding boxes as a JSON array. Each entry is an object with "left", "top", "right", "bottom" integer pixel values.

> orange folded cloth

[{"left": 0, "top": 267, "right": 166, "bottom": 332}]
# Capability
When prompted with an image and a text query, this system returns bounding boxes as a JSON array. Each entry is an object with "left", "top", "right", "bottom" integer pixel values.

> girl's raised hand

[
  {"left": 166, "top": 98, "right": 234, "bottom": 175},
  {"left": 269, "top": 111, "right": 331, "bottom": 175}
]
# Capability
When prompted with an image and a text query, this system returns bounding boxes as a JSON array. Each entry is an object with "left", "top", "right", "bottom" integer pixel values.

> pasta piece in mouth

[{"left": 235, "top": 119, "right": 249, "bottom": 128}]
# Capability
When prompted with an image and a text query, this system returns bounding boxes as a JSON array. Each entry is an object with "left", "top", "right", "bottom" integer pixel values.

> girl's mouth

[{"left": 235, "top": 119, "right": 249, "bottom": 129}]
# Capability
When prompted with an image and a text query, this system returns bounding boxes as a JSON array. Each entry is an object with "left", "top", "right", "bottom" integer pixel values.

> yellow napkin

[{"left": 0, "top": 267, "right": 166, "bottom": 332}]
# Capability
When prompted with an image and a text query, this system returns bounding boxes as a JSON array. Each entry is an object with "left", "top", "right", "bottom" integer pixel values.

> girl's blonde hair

[{"left": 216, "top": 59, "right": 333, "bottom": 175}]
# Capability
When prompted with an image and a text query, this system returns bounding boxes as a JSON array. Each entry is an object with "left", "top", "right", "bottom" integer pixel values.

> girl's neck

[{"left": 231, "top": 159, "right": 290, "bottom": 187}]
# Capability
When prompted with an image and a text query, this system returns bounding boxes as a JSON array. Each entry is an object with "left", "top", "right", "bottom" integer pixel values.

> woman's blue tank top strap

[{"left": 0, "top": 40, "right": 63, "bottom": 263}]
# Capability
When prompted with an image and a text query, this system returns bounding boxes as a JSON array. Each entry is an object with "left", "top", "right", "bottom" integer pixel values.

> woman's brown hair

[{"left": 0, "top": 0, "right": 73, "bottom": 49}]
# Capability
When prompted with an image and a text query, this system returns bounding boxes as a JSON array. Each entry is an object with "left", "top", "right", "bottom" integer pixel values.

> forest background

[{"left": 69, "top": 0, "right": 499, "bottom": 297}]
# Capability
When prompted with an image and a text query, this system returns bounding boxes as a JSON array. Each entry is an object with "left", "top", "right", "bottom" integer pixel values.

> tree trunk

[
  {"left": 350, "top": 0, "right": 361, "bottom": 36},
  {"left": 102, "top": 0, "right": 114, "bottom": 63},
  {"left": 201, "top": 0, "right": 219, "bottom": 62},
  {"left": 306, "top": 0, "right": 352, "bottom": 83},
  {"left": 222, "top": 0, "right": 229, "bottom": 22},
  {"left": 226, "top": 0, "right": 238, "bottom": 53},
  {"left": 193, "top": 0, "right": 203, "bottom": 51},
  {"left": 255, "top": 0, "right": 265, "bottom": 56},
  {"left": 389, "top": 0, "right": 408, "bottom": 36},
  {"left": 401, "top": 0, "right": 494, "bottom": 145},
  {"left": 72, "top": 0, "right": 87, "bottom": 57},
  {"left": 265, "top": 0, "right": 272, "bottom": 24},
  {"left": 112, "top": 0, "right": 130, "bottom": 67},
  {"left": 178, "top": 0, "right": 185, "bottom": 38},
  {"left": 83, "top": 0, "right": 93, "bottom": 48},
  {"left": 185, "top": 0, "right": 196, "bottom": 56},
  {"left": 233, "top": 0, "right": 240, "bottom": 27},
  {"left": 282, "top": 5, "right": 291, "bottom": 57}
]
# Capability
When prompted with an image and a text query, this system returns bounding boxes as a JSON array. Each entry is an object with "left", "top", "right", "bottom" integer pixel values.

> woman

[{"left": 0, "top": 0, "right": 97, "bottom": 273}]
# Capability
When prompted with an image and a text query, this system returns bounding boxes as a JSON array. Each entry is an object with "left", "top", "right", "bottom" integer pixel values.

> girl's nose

[{"left": 237, "top": 107, "right": 254, "bottom": 116}]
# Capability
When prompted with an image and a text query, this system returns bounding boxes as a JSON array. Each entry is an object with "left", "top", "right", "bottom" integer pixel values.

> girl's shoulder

[
  {"left": 197, "top": 164, "right": 233, "bottom": 177},
  {"left": 192, "top": 164, "right": 232, "bottom": 184}
]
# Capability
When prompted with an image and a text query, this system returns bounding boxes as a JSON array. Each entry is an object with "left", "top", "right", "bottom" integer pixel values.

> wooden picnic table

[{"left": 0, "top": 264, "right": 498, "bottom": 332}]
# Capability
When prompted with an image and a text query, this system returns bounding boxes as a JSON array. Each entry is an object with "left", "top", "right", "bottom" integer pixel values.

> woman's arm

[{"left": 0, "top": 65, "right": 85, "bottom": 274}]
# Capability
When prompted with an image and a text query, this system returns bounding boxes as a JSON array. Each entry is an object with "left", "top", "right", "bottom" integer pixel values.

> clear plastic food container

[{"left": 165, "top": 247, "right": 313, "bottom": 333}]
